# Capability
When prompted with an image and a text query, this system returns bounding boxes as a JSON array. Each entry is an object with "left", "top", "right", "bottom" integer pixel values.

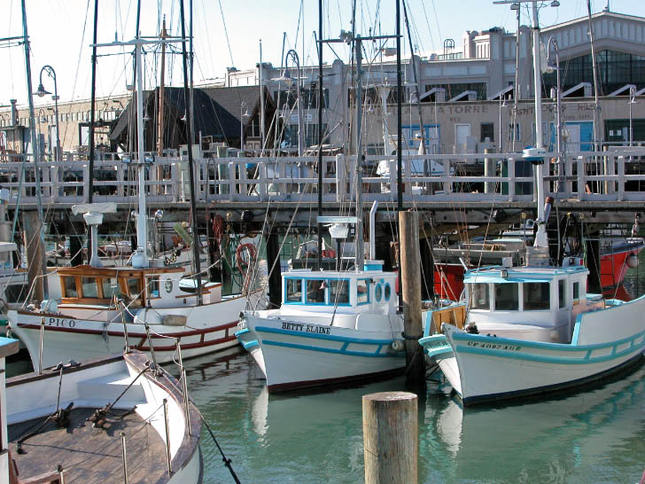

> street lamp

[
  {"left": 240, "top": 100, "right": 249, "bottom": 152},
  {"left": 35, "top": 65, "right": 61, "bottom": 162},
  {"left": 546, "top": 37, "right": 563, "bottom": 191},
  {"left": 272, "top": 49, "right": 303, "bottom": 156}
]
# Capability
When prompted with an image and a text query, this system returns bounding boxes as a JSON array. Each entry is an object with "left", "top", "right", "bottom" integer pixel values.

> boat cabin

[
  {"left": 281, "top": 267, "right": 397, "bottom": 315},
  {"left": 462, "top": 263, "right": 599, "bottom": 342},
  {"left": 57, "top": 265, "right": 222, "bottom": 313}
]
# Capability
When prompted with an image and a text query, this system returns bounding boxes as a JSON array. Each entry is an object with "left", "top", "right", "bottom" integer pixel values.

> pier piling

[
  {"left": 399, "top": 210, "right": 425, "bottom": 387},
  {"left": 362, "top": 391, "right": 418, "bottom": 484}
]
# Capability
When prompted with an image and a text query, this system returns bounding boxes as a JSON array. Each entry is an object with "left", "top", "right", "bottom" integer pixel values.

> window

[
  {"left": 306, "top": 279, "right": 326, "bottom": 304},
  {"left": 384, "top": 283, "right": 391, "bottom": 301},
  {"left": 494, "top": 284, "right": 518, "bottom": 310},
  {"left": 573, "top": 281, "right": 580, "bottom": 300},
  {"left": 558, "top": 279, "right": 566, "bottom": 308},
  {"left": 523, "top": 282, "right": 550, "bottom": 310},
  {"left": 285, "top": 279, "right": 302, "bottom": 303},
  {"left": 470, "top": 283, "right": 490, "bottom": 310},
  {"left": 357, "top": 279, "right": 370, "bottom": 305},
  {"left": 63, "top": 276, "right": 78, "bottom": 297},
  {"left": 375, "top": 284, "right": 383, "bottom": 302},
  {"left": 102, "top": 278, "right": 119, "bottom": 299},
  {"left": 480, "top": 123, "right": 494, "bottom": 142},
  {"left": 81, "top": 277, "right": 98, "bottom": 298},
  {"left": 127, "top": 278, "right": 141, "bottom": 298},
  {"left": 147, "top": 276, "right": 160, "bottom": 298},
  {"left": 330, "top": 279, "right": 350, "bottom": 305}
]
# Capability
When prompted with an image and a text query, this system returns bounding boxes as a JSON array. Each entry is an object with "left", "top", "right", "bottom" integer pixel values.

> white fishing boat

[
  {"left": 420, "top": 253, "right": 645, "bottom": 405},
  {"left": 0, "top": 337, "right": 201, "bottom": 483},
  {"left": 236, "top": 257, "right": 405, "bottom": 392}
]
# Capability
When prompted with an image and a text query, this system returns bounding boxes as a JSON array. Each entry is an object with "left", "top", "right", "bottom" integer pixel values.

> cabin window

[
  {"left": 357, "top": 279, "right": 370, "bottom": 305},
  {"left": 102, "top": 278, "right": 119, "bottom": 299},
  {"left": 384, "top": 283, "right": 391, "bottom": 301},
  {"left": 81, "top": 277, "right": 98, "bottom": 298},
  {"left": 63, "top": 276, "right": 78, "bottom": 298},
  {"left": 573, "top": 281, "right": 580, "bottom": 300},
  {"left": 494, "top": 283, "right": 518, "bottom": 310},
  {"left": 306, "top": 279, "right": 326, "bottom": 304},
  {"left": 558, "top": 279, "right": 566, "bottom": 308},
  {"left": 469, "top": 283, "right": 490, "bottom": 310},
  {"left": 147, "top": 276, "right": 160, "bottom": 298},
  {"left": 285, "top": 279, "right": 303, "bottom": 303},
  {"left": 330, "top": 279, "right": 350, "bottom": 305},
  {"left": 523, "top": 282, "right": 550, "bottom": 310},
  {"left": 127, "top": 278, "right": 141, "bottom": 298},
  {"left": 375, "top": 284, "right": 383, "bottom": 302}
]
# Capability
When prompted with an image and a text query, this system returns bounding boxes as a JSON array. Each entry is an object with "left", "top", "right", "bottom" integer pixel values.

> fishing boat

[
  {"left": 236, "top": 252, "right": 405, "bottom": 392},
  {"left": 0, "top": 337, "right": 201, "bottom": 483}
]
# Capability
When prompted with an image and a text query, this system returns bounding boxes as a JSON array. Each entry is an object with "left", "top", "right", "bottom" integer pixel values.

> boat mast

[
  {"left": 316, "top": 0, "right": 323, "bottom": 270},
  {"left": 130, "top": 36, "right": 149, "bottom": 268},
  {"left": 156, "top": 17, "right": 167, "bottom": 156},
  {"left": 354, "top": 36, "right": 365, "bottom": 270},
  {"left": 87, "top": 0, "right": 99, "bottom": 264},
  {"left": 180, "top": 0, "right": 203, "bottom": 303},
  {"left": 20, "top": 0, "right": 48, "bottom": 298}
]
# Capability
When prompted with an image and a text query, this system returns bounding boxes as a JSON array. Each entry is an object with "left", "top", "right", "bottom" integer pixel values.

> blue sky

[{"left": 1, "top": 0, "right": 643, "bottom": 106}]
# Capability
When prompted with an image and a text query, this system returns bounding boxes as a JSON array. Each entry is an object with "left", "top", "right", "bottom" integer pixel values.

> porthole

[
  {"left": 375, "top": 284, "right": 383, "bottom": 302},
  {"left": 384, "top": 283, "right": 391, "bottom": 301},
  {"left": 165, "top": 279, "right": 173, "bottom": 293}
]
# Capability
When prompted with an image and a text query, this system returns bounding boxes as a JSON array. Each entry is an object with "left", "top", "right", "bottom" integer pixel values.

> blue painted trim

[
  {"left": 262, "top": 339, "right": 400, "bottom": 358},
  {"left": 451, "top": 328, "right": 644, "bottom": 351},
  {"left": 241, "top": 340, "right": 259, "bottom": 350},
  {"left": 454, "top": 338, "right": 642, "bottom": 365},
  {"left": 234, "top": 328, "right": 249, "bottom": 337},
  {"left": 255, "top": 325, "right": 395, "bottom": 345}
]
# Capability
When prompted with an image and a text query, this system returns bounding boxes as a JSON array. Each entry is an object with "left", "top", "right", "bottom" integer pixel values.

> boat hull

[
  {"left": 8, "top": 294, "right": 251, "bottom": 370},
  {"left": 238, "top": 315, "right": 405, "bottom": 392},
  {"left": 422, "top": 296, "right": 645, "bottom": 405}
]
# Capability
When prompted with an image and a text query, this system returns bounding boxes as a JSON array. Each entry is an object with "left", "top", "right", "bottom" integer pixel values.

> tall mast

[
  {"left": 396, "top": 0, "right": 403, "bottom": 211},
  {"left": 131, "top": 37, "right": 149, "bottom": 268},
  {"left": 21, "top": 0, "right": 48, "bottom": 298},
  {"left": 586, "top": 0, "right": 600, "bottom": 152},
  {"left": 180, "top": 0, "right": 203, "bottom": 303},
  {"left": 512, "top": 5, "right": 520, "bottom": 151},
  {"left": 530, "top": 1, "right": 547, "bottom": 248},
  {"left": 88, "top": 0, "right": 99, "bottom": 204},
  {"left": 259, "top": 40, "right": 266, "bottom": 153},
  {"left": 156, "top": 17, "right": 168, "bottom": 156},
  {"left": 316, "top": 0, "right": 323, "bottom": 269},
  {"left": 354, "top": 36, "right": 364, "bottom": 270}
]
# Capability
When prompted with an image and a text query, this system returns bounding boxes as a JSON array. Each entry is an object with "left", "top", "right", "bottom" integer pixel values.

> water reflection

[{"left": 183, "top": 351, "right": 644, "bottom": 484}]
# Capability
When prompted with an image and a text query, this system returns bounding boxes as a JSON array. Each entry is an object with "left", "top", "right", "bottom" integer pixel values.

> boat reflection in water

[{"left": 423, "top": 364, "right": 644, "bottom": 482}]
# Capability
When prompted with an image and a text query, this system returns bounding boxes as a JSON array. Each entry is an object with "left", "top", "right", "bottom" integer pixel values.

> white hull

[
  {"left": 240, "top": 315, "right": 405, "bottom": 391},
  {"left": 9, "top": 293, "right": 252, "bottom": 370},
  {"left": 423, "top": 296, "right": 645, "bottom": 405}
]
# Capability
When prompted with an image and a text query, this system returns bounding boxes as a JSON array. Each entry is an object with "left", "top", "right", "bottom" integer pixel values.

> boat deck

[{"left": 9, "top": 407, "right": 168, "bottom": 483}]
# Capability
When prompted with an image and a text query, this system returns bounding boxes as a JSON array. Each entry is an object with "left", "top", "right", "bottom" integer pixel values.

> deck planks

[{"left": 9, "top": 408, "right": 169, "bottom": 484}]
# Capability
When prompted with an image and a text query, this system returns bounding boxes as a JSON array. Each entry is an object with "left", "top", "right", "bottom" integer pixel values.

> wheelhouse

[{"left": 282, "top": 270, "right": 396, "bottom": 312}]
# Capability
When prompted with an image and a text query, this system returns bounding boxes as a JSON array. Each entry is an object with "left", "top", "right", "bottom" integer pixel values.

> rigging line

[{"left": 216, "top": 0, "right": 235, "bottom": 67}]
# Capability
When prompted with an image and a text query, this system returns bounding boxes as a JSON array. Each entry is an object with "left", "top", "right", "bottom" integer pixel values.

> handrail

[{"left": 0, "top": 150, "right": 643, "bottom": 205}]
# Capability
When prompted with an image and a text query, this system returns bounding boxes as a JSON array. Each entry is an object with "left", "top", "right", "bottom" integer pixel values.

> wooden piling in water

[
  {"left": 23, "top": 210, "right": 44, "bottom": 302},
  {"left": 362, "top": 391, "right": 418, "bottom": 484},
  {"left": 265, "top": 225, "right": 281, "bottom": 308},
  {"left": 399, "top": 210, "right": 425, "bottom": 387}
]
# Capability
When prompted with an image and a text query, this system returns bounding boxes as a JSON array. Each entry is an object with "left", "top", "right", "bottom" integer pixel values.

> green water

[{"left": 187, "top": 350, "right": 643, "bottom": 484}]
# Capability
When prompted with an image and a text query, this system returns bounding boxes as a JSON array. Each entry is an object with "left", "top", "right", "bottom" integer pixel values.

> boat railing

[{"left": 1, "top": 149, "right": 644, "bottom": 205}]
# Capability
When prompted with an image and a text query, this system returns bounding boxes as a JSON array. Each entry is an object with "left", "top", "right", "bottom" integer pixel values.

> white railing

[{"left": 1, "top": 149, "right": 644, "bottom": 206}]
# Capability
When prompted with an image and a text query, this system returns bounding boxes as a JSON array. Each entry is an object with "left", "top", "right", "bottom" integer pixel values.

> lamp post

[
  {"left": 272, "top": 49, "right": 303, "bottom": 155},
  {"left": 547, "top": 37, "right": 563, "bottom": 191},
  {"left": 239, "top": 101, "right": 249, "bottom": 152},
  {"left": 35, "top": 65, "right": 61, "bottom": 161}
]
